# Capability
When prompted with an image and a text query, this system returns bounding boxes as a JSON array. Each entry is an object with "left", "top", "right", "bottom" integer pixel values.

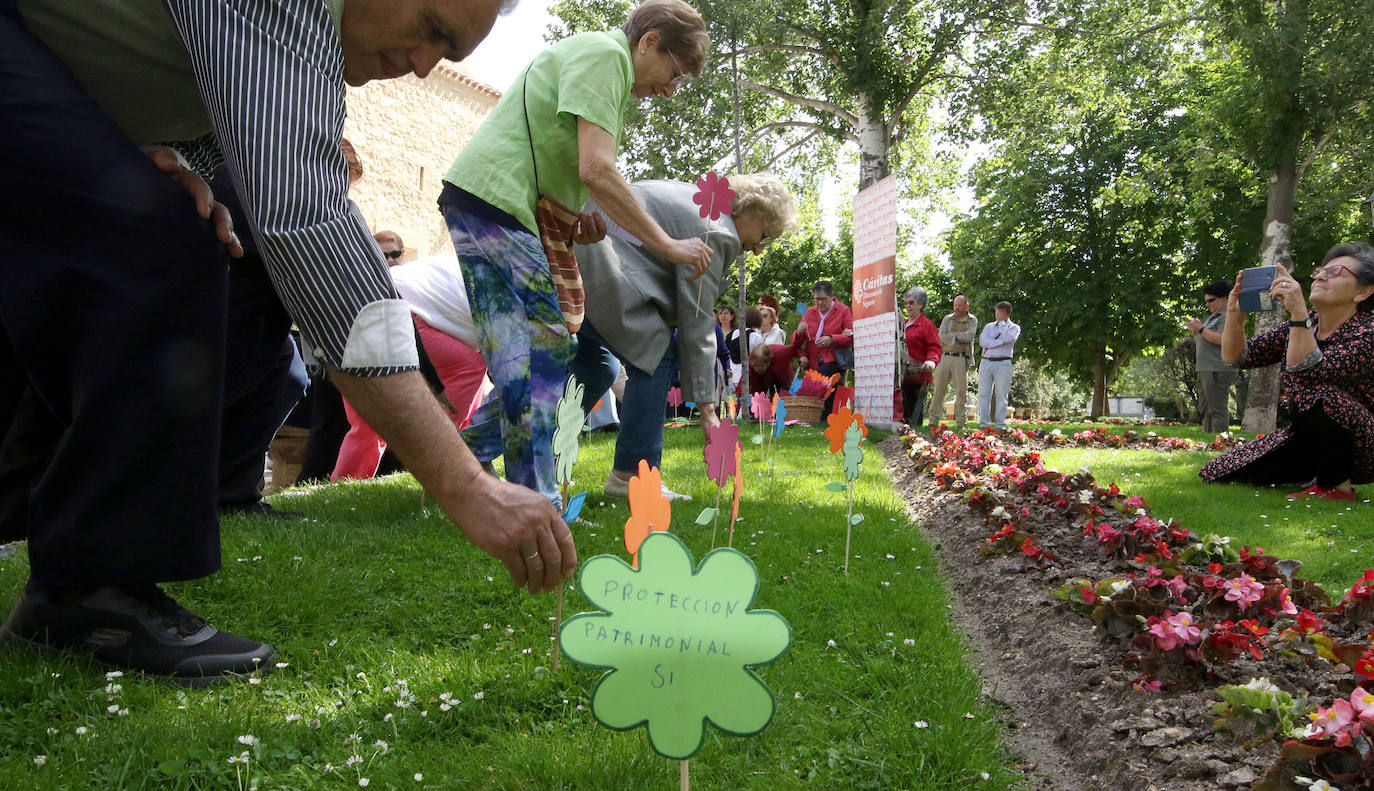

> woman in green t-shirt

[{"left": 438, "top": 0, "right": 712, "bottom": 506}]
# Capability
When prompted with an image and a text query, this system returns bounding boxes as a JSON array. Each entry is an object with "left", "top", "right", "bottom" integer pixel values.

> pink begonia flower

[
  {"left": 1351, "top": 686, "right": 1374, "bottom": 724},
  {"left": 1279, "top": 587, "right": 1298, "bottom": 616},
  {"left": 1148, "top": 611, "right": 1202, "bottom": 651},
  {"left": 1311, "top": 699, "right": 1359, "bottom": 745},
  {"left": 1123, "top": 495, "right": 1146, "bottom": 509},
  {"left": 1223, "top": 574, "right": 1266, "bottom": 611}
]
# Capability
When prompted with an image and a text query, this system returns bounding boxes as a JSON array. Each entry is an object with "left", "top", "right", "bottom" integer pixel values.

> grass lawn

[
  {"left": 0, "top": 426, "right": 1023, "bottom": 790},
  {"left": 1039, "top": 440, "right": 1374, "bottom": 593}
]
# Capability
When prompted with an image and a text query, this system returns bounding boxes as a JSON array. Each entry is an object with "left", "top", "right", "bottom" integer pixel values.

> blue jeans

[{"left": 570, "top": 321, "right": 676, "bottom": 474}]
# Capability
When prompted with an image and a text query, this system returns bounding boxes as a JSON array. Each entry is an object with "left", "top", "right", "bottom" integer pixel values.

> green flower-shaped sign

[
  {"left": 559, "top": 532, "right": 792, "bottom": 759},
  {"left": 553, "top": 375, "right": 585, "bottom": 485}
]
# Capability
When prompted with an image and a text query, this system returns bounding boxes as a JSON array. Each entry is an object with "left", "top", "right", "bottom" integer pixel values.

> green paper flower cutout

[
  {"left": 553, "top": 375, "right": 585, "bottom": 485},
  {"left": 842, "top": 422, "right": 865, "bottom": 481},
  {"left": 560, "top": 532, "right": 792, "bottom": 759}
]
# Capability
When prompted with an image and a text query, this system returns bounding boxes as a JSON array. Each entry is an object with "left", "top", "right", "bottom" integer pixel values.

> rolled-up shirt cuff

[
  {"left": 300, "top": 299, "right": 420, "bottom": 375},
  {"left": 1287, "top": 347, "right": 1324, "bottom": 373}
]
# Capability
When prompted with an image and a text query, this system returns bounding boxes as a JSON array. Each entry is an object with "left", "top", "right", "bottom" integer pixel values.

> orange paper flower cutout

[
  {"left": 624, "top": 459, "right": 671, "bottom": 568},
  {"left": 823, "top": 406, "right": 869, "bottom": 454}
]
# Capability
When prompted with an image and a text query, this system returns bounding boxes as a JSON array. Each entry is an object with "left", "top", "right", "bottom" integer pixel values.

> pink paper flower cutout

[
  {"left": 692, "top": 171, "right": 735, "bottom": 220},
  {"left": 750, "top": 391, "right": 772, "bottom": 421},
  {"left": 667, "top": 386, "right": 684, "bottom": 408},
  {"left": 703, "top": 422, "right": 740, "bottom": 487}
]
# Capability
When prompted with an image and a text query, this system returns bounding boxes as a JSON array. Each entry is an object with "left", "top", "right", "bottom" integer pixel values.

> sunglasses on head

[{"left": 383, "top": 250, "right": 404, "bottom": 260}]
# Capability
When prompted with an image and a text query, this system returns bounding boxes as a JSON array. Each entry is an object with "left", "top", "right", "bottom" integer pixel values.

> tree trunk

[
  {"left": 1091, "top": 346, "right": 1108, "bottom": 418},
  {"left": 1242, "top": 155, "right": 1298, "bottom": 434},
  {"left": 855, "top": 98, "right": 890, "bottom": 191}
]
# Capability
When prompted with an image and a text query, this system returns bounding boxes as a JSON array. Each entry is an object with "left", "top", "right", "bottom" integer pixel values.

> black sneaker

[
  {"left": 1, "top": 583, "right": 275, "bottom": 687},
  {"left": 220, "top": 501, "right": 303, "bottom": 520}
]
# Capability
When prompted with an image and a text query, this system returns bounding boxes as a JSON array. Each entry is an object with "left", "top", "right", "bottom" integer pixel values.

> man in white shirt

[{"left": 977, "top": 301, "right": 1021, "bottom": 430}]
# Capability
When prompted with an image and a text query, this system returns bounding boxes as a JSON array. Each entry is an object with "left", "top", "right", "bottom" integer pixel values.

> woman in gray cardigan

[{"left": 570, "top": 173, "right": 797, "bottom": 499}]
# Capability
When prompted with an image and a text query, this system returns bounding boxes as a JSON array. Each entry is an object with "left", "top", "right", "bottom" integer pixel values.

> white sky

[{"left": 462, "top": 0, "right": 557, "bottom": 93}]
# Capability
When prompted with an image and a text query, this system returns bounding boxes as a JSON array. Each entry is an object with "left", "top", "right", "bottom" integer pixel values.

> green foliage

[
  {"left": 1006, "top": 359, "right": 1089, "bottom": 416},
  {"left": 1211, "top": 678, "right": 1311, "bottom": 746}
]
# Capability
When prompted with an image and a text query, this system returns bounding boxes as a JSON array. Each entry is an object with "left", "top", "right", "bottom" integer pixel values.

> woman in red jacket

[{"left": 902, "top": 287, "right": 942, "bottom": 426}]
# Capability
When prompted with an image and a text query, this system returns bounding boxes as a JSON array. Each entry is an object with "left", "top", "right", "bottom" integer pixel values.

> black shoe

[
  {"left": 220, "top": 500, "right": 303, "bottom": 520},
  {"left": 1, "top": 583, "right": 275, "bottom": 687}
]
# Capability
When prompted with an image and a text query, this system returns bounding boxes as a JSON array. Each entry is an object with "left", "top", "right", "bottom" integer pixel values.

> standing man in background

[
  {"left": 929, "top": 294, "right": 977, "bottom": 428},
  {"left": 1188, "top": 282, "right": 1237, "bottom": 433},
  {"left": 977, "top": 301, "right": 1021, "bottom": 430}
]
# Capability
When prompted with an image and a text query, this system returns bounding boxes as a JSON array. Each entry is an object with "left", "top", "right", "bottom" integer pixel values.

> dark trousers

[
  {"left": 296, "top": 376, "right": 349, "bottom": 485},
  {"left": 902, "top": 380, "right": 927, "bottom": 425},
  {"left": 570, "top": 321, "right": 677, "bottom": 473},
  {"left": 0, "top": 5, "right": 226, "bottom": 585},
  {"left": 817, "top": 361, "right": 845, "bottom": 418}
]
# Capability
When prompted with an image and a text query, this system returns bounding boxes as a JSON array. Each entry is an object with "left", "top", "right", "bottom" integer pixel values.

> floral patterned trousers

[{"left": 442, "top": 202, "right": 570, "bottom": 506}]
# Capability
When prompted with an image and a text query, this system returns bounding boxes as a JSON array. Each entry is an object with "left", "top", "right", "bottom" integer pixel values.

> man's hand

[
  {"left": 448, "top": 471, "right": 577, "bottom": 595},
  {"left": 663, "top": 237, "right": 712, "bottom": 280},
  {"left": 329, "top": 369, "right": 576, "bottom": 596},
  {"left": 922, "top": 360, "right": 936, "bottom": 372},
  {"left": 145, "top": 148, "right": 243, "bottom": 258},
  {"left": 1186, "top": 318, "right": 1203, "bottom": 334},
  {"left": 798, "top": 356, "right": 809, "bottom": 370},
  {"left": 573, "top": 211, "right": 607, "bottom": 245}
]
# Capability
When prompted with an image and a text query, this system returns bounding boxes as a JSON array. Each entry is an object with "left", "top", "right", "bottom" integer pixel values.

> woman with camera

[{"left": 1199, "top": 243, "right": 1374, "bottom": 500}]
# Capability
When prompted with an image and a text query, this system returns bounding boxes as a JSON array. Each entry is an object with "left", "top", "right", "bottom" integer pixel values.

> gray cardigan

[{"left": 576, "top": 180, "right": 740, "bottom": 404}]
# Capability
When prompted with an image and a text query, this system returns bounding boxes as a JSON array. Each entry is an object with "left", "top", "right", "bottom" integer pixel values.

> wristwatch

[{"left": 1288, "top": 316, "right": 1315, "bottom": 330}]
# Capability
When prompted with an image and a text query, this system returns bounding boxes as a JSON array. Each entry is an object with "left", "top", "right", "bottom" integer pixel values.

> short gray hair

[
  {"left": 902, "top": 287, "right": 927, "bottom": 308},
  {"left": 730, "top": 172, "right": 798, "bottom": 240}
]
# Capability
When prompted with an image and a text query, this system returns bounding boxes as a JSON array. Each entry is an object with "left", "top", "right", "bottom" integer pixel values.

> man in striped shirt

[{"left": 0, "top": 0, "right": 575, "bottom": 685}]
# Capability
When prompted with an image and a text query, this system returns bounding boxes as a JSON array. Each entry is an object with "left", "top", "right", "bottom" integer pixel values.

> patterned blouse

[{"left": 1199, "top": 309, "right": 1374, "bottom": 485}]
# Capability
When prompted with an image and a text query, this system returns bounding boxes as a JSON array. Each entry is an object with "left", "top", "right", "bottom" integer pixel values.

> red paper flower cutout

[{"left": 692, "top": 171, "right": 735, "bottom": 220}]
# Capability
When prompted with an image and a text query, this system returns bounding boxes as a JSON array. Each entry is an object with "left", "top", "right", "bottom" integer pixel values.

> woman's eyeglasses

[
  {"left": 1315, "top": 261, "right": 1357, "bottom": 280},
  {"left": 668, "top": 52, "right": 689, "bottom": 86}
]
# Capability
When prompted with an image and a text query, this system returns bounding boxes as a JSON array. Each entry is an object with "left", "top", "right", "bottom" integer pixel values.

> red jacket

[
  {"left": 749, "top": 344, "right": 799, "bottom": 394},
  {"left": 904, "top": 314, "right": 941, "bottom": 384},
  {"left": 793, "top": 300, "right": 853, "bottom": 368}
]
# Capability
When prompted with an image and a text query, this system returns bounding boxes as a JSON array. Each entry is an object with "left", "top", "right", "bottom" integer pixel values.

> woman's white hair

[{"left": 729, "top": 172, "right": 798, "bottom": 240}]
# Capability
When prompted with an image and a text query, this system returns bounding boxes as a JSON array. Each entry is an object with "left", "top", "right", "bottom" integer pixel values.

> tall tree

[
  {"left": 947, "top": 8, "right": 1199, "bottom": 414},
  {"left": 550, "top": 0, "right": 1004, "bottom": 192}
]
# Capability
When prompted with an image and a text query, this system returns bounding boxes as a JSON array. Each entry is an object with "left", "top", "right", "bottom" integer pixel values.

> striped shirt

[{"left": 18, "top": 0, "right": 416, "bottom": 375}]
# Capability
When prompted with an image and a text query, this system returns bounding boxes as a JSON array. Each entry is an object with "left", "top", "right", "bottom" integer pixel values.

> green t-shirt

[
  {"left": 17, "top": 0, "right": 345, "bottom": 144},
  {"left": 444, "top": 30, "right": 634, "bottom": 236}
]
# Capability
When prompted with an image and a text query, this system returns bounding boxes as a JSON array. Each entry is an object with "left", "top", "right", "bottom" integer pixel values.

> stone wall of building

[{"left": 343, "top": 64, "right": 500, "bottom": 261}]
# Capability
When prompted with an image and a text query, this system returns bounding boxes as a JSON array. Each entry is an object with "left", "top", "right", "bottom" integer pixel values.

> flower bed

[{"left": 898, "top": 425, "right": 1373, "bottom": 790}]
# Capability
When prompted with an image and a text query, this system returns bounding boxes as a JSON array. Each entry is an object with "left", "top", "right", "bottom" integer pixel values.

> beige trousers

[{"left": 930, "top": 354, "right": 969, "bottom": 425}]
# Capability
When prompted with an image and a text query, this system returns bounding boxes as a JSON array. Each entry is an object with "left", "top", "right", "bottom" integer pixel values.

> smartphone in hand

[{"left": 1238, "top": 266, "right": 1278, "bottom": 312}]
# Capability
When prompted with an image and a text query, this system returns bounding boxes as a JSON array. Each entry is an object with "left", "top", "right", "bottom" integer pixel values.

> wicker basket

[{"left": 781, "top": 394, "right": 825, "bottom": 425}]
